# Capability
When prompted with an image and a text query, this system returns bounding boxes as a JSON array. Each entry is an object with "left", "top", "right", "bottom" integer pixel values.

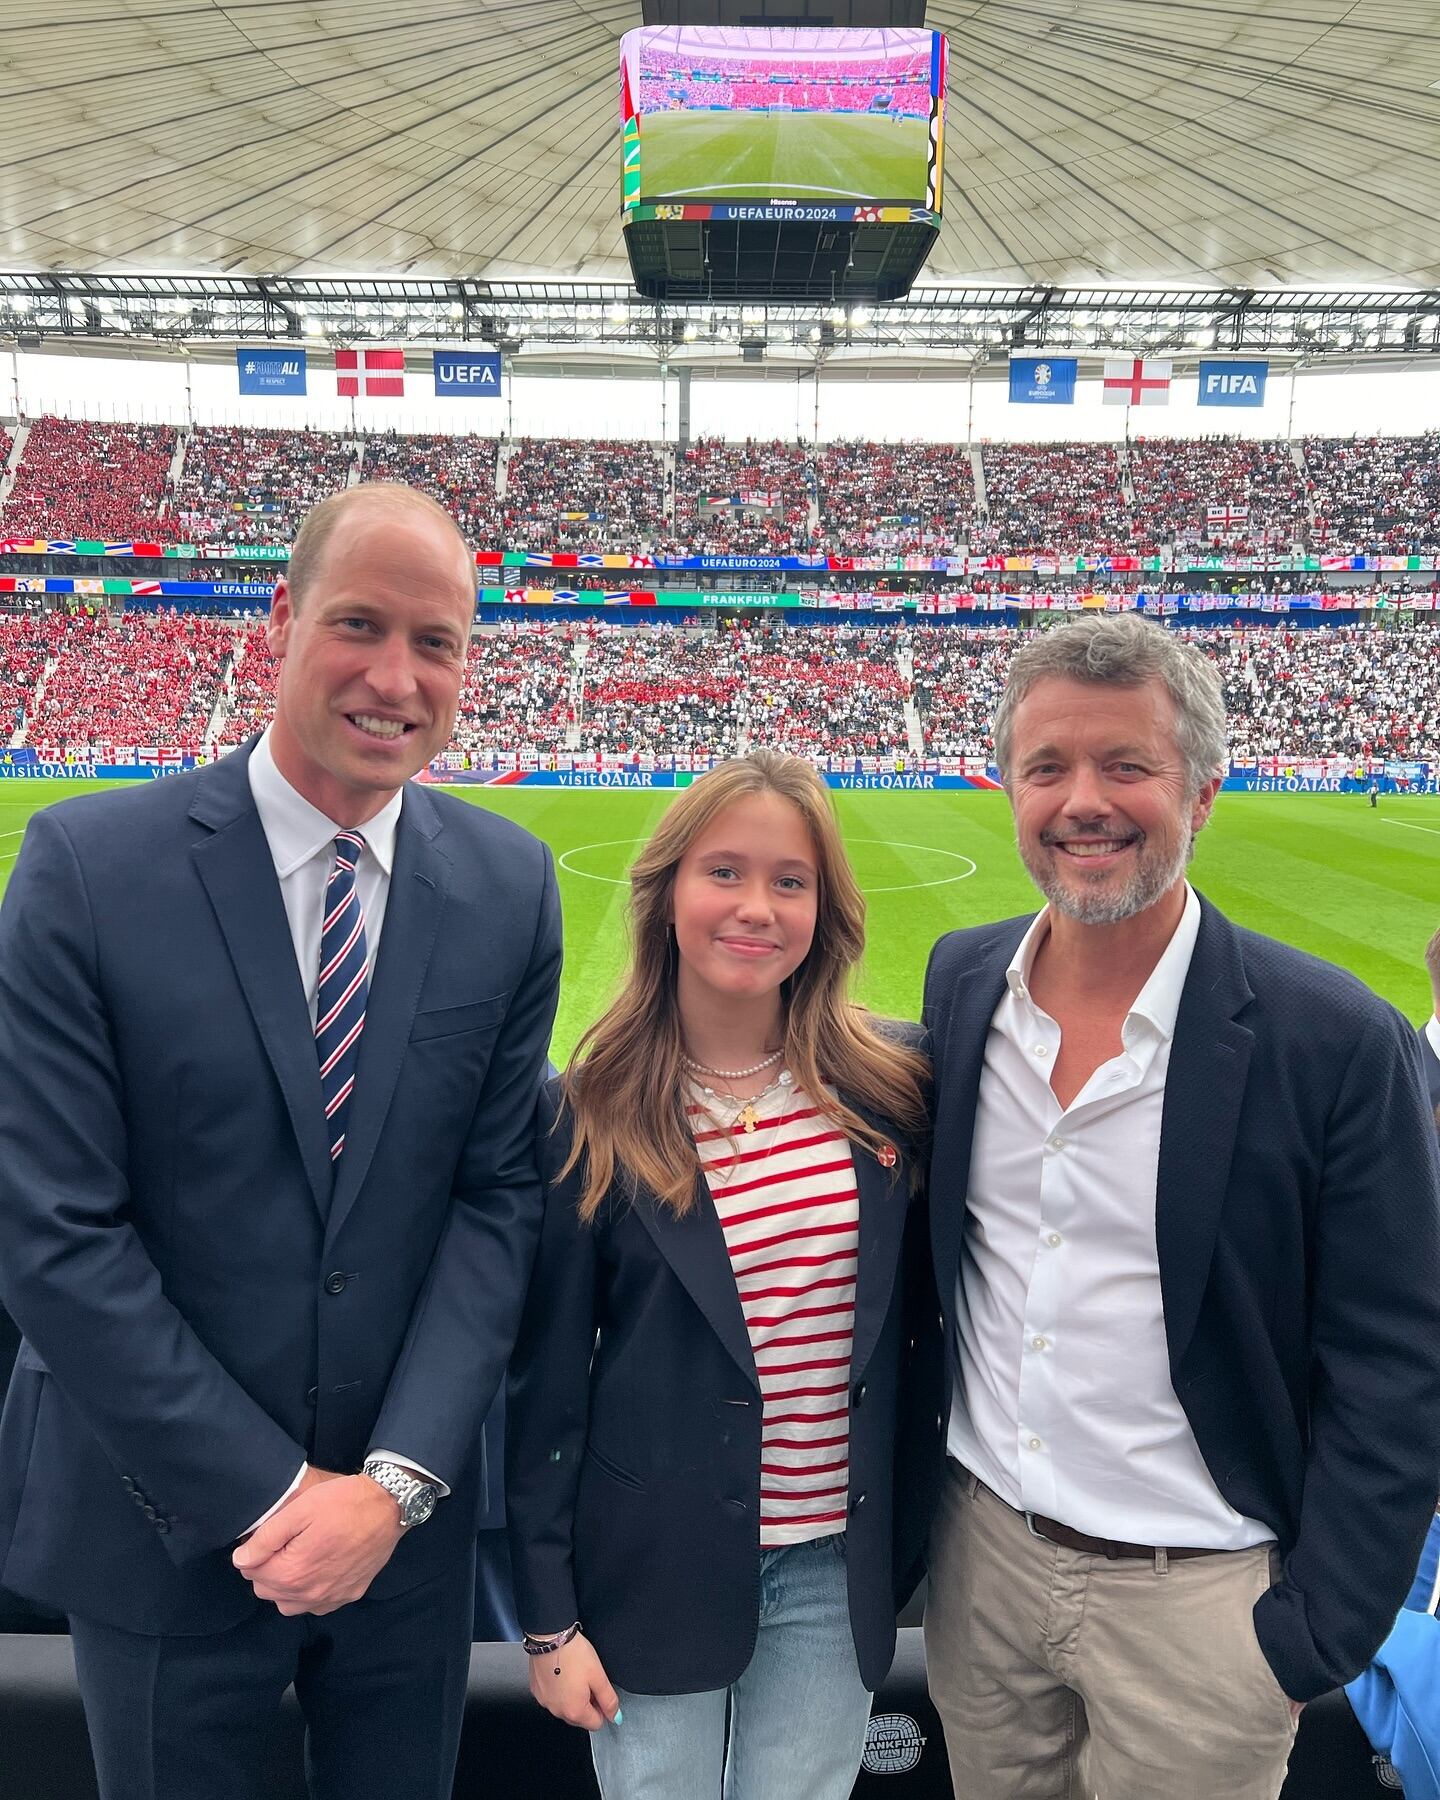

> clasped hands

[{"left": 232, "top": 1466, "right": 404, "bottom": 1616}]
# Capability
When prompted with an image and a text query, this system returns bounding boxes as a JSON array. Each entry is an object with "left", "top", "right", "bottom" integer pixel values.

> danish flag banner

[
  {"left": 335, "top": 348, "right": 405, "bottom": 398},
  {"left": 1102, "top": 358, "right": 1171, "bottom": 407}
]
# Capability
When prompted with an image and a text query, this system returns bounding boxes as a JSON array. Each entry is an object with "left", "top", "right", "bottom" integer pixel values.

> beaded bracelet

[{"left": 522, "top": 1620, "right": 582, "bottom": 1658}]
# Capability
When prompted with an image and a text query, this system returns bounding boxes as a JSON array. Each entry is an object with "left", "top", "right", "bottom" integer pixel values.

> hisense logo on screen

[{"left": 619, "top": 26, "right": 947, "bottom": 213}]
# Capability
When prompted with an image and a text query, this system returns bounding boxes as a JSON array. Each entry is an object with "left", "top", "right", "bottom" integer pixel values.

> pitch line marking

[
  {"left": 1381, "top": 818, "right": 1440, "bottom": 837},
  {"left": 558, "top": 837, "right": 978, "bottom": 894},
  {"left": 0, "top": 828, "right": 26, "bottom": 839}
]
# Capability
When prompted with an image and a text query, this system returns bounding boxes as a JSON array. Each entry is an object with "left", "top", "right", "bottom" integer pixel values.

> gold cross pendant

[{"left": 737, "top": 1103, "right": 760, "bottom": 1134}]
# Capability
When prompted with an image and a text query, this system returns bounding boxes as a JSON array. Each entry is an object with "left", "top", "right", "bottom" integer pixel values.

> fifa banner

[
  {"left": 1008, "top": 357, "right": 1077, "bottom": 405},
  {"left": 433, "top": 351, "right": 502, "bottom": 398},
  {"left": 1197, "top": 360, "right": 1269, "bottom": 408},
  {"left": 236, "top": 349, "right": 306, "bottom": 396}
]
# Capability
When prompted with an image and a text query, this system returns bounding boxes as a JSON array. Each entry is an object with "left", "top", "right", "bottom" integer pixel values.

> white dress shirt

[
  {"left": 1426, "top": 1015, "right": 1440, "bottom": 1061},
  {"left": 948, "top": 884, "right": 1271, "bottom": 1550},
  {"left": 243, "top": 730, "right": 444, "bottom": 1534}
]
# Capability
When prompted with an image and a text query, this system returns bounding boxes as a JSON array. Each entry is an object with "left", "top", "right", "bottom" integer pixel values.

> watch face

[{"left": 403, "top": 1486, "right": 437, "bottom": 1528}]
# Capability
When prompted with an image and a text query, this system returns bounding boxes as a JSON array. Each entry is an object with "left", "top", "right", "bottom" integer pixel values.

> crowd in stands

[
  {"left": 1304, "top": 434, "right": 1440, "bottom": 556},
  {"left": 362, "top": 433, "right": 500, "bottom": 542},
  {"left": 1213, "top": 624, "right": 1440, "bottom": 761},
  {"left": 3, "top": 418, "right": 175, "bottom": 543},
  {"left": 816, "top": 441, "right": 976, "bottom": 556},
  {"left": 1128, "top": 437, "right": 1307, "bottom": 556},
  {"left": 174, "top": 426, "right": 357, "bottom": 546},
  {"left": 6, "top": 606, "right": 1440, "bottom": 765},
  {"left": 20, "top": 613, "right": 232, "bottom": 755},
  {"left": 501, "top": 440, "right": 666, "bottom": 550},
  {"left": 670, "top": 439, "right": 813, "bottom": 556},
  {"left": 975, "top": 441, "right": 1131, "bottom": 555}
]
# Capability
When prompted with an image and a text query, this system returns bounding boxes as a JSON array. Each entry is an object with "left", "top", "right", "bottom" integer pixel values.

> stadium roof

[{"left": 4, "top": 0, "right": 1439, "bottom": 289}]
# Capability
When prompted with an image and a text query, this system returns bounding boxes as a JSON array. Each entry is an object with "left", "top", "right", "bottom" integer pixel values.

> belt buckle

[{"left": 1023, "top": 1510, "right": 1048, "bottom": 1542}]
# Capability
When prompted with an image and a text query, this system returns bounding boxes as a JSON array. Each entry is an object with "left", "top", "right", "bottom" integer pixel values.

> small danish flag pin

[{"left": 877, "top": 1142, "right": 897, "bottom": 1168}]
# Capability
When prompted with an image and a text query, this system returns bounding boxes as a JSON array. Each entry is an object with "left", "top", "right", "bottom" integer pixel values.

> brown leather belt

[{"left": 978, "top": 1479, "right": 1225, "bottom": 1562}]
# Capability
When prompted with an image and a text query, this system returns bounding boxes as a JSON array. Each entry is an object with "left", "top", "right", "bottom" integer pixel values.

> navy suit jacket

[
  {"left": 924, "top": 898, "right": 1440, "bottom": 1703},
  {"left": 507, "top": 1066, "right": 937, "bottom": 1695},
  {"left": 0, "top": 741, "right": 561, "bottom": 1634}
]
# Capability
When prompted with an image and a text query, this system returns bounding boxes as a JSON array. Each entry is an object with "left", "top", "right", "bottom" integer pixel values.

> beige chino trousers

[{"left": 924, "top": 1464, "right": 1298, "bottom": 1800}]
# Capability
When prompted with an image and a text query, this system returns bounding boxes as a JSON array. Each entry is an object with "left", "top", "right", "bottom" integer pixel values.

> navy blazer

[
  {"left": 923, "top": 898, "right": 1440, "bottom": 1703},
  {"left": 0, "top": 741, "right": 561, "bottom": 1633},
  {"left": 507, "top": 1066, "right": 936, "bottom": 1696}
]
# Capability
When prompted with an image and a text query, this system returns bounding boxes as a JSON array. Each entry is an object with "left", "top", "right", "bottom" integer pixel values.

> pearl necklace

[{"left": 680, "top": 1047, "right": 783, "bottom": 1081}]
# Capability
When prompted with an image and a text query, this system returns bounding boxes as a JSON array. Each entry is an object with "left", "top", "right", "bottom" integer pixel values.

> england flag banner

[
  {"left": 1102, "top": 358, "right": 1171, "bottom": 407},
  {"left": 1008, "top": 356, "right": 1077, "bottom": 404},
  {"left": 1198, "top": 360, "right": 1269, "bottom": 408}
]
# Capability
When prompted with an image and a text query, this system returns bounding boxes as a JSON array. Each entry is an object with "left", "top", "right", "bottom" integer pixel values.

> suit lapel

[
  {"left": 325, "top": 785, "right": 450, "bottom": 1246},
  {"left": 848, "top": 1105, "right": 912, "bottom": 1384},
  {"left": 189, "top": 744, "right": 332, "bottom": 1217},
  {"left": 928, "top": 925, "right": 1027, "bottom": 1327},
  {"left": 634, "top": 1174, "right": 760, "bottom": 1392},
  {"left": 1156, "top": 900, "right": 1255, "bottom": 1366}
]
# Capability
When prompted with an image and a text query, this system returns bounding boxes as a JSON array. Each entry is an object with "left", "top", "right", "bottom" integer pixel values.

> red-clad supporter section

[
  {"left": 175, "top": 426, "right": 357, "bottom": 546},
  {"left": 502, "top": 439, "right": 666, "bottom": 550},
  {"left": 4, "top": 613, "right": 1440, "bottom": 763},
  {"left": 976, "top": 441, "right": 1131, "bottom": 554},
  {"left": 816, "top": 441, "right": 976, "bottom": 556},
  {"left": 362, "top": 433, "right": 501, "bottom": 541},
  {"left": 20, "top": 613, "right": 233, "bottom": 756},
  {"left": 671, "top": 439, "right": 814, "bottom": 557},
  {"left": 1127, "top": 437, "right": 1308, "bottom": 556},
  {"left": 2, "top": 417, "right": 176, "bottom": 542},
  {"left": 1303, "top": 434, "right": 1440, "bottom": 556}
]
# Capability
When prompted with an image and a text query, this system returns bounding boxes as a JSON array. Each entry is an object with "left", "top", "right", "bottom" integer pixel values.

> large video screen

[{"left": 620, "top": 27, "right": 946, "bottom": 212}]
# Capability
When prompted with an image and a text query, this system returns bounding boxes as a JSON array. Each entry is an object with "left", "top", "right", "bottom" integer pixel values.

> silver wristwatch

[{"left": 362, "top": 1458, "right": 438, "bottom": 1530}]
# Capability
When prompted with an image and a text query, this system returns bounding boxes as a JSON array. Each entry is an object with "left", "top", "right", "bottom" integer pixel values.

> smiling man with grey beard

[{"left": 917, "top": 612, "right": 1440, "bottom": 1800}]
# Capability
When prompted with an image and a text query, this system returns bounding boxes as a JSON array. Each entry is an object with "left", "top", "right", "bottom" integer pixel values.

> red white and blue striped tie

[{"left": 317, "top": 830, "right": 368, "bottom": 1164}]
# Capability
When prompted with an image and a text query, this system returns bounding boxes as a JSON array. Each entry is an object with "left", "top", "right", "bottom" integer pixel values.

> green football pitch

[
  {"left": 3, "top": 784, "right": 1438, "bottom": 1064},
  {"left": 639, "top": 109, "right": 929, "bottom": 200}
]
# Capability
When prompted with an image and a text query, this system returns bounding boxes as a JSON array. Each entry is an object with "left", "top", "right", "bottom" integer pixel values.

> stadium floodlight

[
  {"left": 850, "top": 305, "right": 872, "bottom": 327},
  {"left": 683, "top": 322, "right": 699, "bottom": 341}
]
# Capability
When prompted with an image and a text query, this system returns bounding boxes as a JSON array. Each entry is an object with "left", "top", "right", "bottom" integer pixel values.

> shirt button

[
  {"left": 1047, "top": 1233, "right": 1062, "bottom": 1248},
  {"left": 1048, "top": 1136, "right": 1065, "bottom": 1150},
  {"left": 1032, "top": 1336, "right": 1048, "bottom": 1351},
  {"left": 1027, "top": 1436, "right": 1043, "bottom": 1451},
  {"left": 1033, "top": 1045, "right": 1049, "bottom": 1058}
]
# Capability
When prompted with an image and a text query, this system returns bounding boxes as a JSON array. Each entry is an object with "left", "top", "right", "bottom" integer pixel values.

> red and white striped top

[{"left": 688, "top": 1080, "right": 858, "bottom": 1547}]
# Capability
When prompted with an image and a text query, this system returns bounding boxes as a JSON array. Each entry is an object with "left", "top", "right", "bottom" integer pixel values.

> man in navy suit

[
  {"left": 1423, "top": 925, "right": 1440, "bottom": 1135},
  {"left": 0, "top": 484, "right": 561, "bottom": 1799},
  {"left": 922, "top": 614, "right": 1440, "bottom": 1800}
]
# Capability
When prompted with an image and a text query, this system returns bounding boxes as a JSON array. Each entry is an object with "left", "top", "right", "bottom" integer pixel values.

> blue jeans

[{"left": 590, "top": 1533, "right": 872, "bottom": 1800}]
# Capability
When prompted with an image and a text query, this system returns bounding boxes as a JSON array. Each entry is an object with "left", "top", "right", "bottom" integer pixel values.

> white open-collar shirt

[
  {"left": 947, "top": 884, "right": 1270, "bottom": 1549},
  {"left": 244, "top": 730, "right": 444, "bottom": 1528}
]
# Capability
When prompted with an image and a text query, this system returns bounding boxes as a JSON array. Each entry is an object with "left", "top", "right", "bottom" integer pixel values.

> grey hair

[{"left": 991, "top": 614, "right": 1229, "bottom": 795}]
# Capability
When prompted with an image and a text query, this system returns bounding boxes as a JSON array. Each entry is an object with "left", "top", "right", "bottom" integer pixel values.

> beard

[{"left": 1019, "top": 821, "right": 1193, "bottom": 925}]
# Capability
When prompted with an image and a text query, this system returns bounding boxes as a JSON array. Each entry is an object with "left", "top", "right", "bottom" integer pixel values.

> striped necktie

[{"left": 317, "top": 830, "right": 368, "bottom": 1165}]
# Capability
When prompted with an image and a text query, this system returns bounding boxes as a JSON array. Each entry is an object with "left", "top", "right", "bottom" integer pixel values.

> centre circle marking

[{"left": 557, "top": 837, "right": 978, "bottom": 894}]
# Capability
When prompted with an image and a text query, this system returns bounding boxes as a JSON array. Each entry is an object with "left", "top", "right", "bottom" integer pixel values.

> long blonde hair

[{"left": 560, "top": 751, "right": 930, "bottom": 1221}]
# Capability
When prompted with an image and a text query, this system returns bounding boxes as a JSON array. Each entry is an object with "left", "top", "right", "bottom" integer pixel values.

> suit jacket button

[
  {"left": 306, "top": 1386, "right": 319, "bottom": 1405},
  {"left": 722, "top": 1498, "right": 747, "bottom": 1515},
  {"left": 849, "top": 1492, "right": 867, "bottom": 1515},
  {"left": 324, "top": 1271, "right": 347, "bottom": 1296},
  {"left": 852, "top": 1382, "right": 867, "bottom": 1408}
]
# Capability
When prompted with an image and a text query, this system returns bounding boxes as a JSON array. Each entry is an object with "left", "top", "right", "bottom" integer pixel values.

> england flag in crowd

[{"left": 1102, "top": 358, "right": 1171, "bottom": 406}]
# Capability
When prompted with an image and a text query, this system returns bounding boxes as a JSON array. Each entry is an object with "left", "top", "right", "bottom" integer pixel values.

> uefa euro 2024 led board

[{"left": 619, "top": 27, "right": 947, "bottom": 218}]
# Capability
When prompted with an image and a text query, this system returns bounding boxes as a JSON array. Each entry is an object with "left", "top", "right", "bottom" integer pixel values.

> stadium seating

[
  {"left": 816, "top": 442, "right": 977, "bottom": 557},
  {"left": 1, "top": 417, "right": 175, "bottom": 543},
  {"left": 362, "top": 433, "right": 501, "bottom": 543},
  {"left": 175, "top": 426, "right": 357, "bottom": 546},
  {"left": 975, "top": 441, "right": 1132, "bottom": 554},
  {"left": 502, "top": 439, "right": 666, "bottom": 550},
  {"left": 670, "top": 438, "right": 814, "bottom": 557},
  {"left": 1127, "top": 436, "right": 1308, "bottom": 555},
  {"left": 1304, "top": 433, "right": 1440, "bottom": 556}
]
